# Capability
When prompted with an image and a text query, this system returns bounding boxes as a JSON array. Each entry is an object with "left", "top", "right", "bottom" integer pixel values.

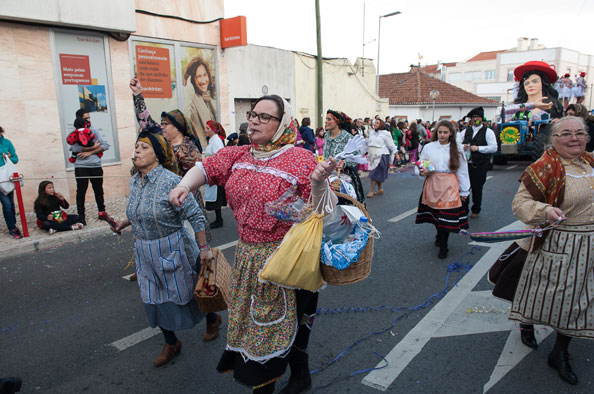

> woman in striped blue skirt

[{"left": 111, "top": 130, "right": 220, "bottom": 367}]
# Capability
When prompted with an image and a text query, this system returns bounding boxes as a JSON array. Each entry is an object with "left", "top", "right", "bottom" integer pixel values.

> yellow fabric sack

[{"left": 259, "top": 212, "right": 325, "bottom": 292}]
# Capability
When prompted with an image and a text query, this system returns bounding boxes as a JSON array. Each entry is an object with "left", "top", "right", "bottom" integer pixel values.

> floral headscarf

[{"left": 251, "top": 97, "right": 297, "bottom": 159}]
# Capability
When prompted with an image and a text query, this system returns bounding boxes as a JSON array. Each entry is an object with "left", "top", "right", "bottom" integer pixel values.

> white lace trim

[
  {"left": 224, "top": 319, "right": 298, "bottom": 364},
  {"left": 231, "top": 162, "right": 299, "bottom": 185}
]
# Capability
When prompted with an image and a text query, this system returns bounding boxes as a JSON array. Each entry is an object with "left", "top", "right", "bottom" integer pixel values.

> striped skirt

[
  {"left": 415, "top": 175, "right": 468, "bottom": 232},
  {"left": 510, "top": 223, "right": 594, "bottom": 339}
]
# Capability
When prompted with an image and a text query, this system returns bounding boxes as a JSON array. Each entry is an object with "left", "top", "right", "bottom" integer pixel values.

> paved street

[{"left": 1, "top": 161, "right": 593, "bottom": 394}]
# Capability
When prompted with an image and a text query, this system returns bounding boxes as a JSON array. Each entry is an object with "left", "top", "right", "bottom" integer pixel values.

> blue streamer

[{"left": 303, "top": 246, "right": 481, "bottom": 391}]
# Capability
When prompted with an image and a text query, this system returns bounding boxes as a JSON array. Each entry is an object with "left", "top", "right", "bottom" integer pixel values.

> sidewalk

[{"left": 0, "top": 197, "right": 129, "bottom": 259}]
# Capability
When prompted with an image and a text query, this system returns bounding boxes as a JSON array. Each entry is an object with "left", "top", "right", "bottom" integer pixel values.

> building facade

[
  {"left": 225, "top": 44, "right": 388, "bottom": 132},
  {"left": 0, "top": 0, "right": 227, "bottom": 208}
]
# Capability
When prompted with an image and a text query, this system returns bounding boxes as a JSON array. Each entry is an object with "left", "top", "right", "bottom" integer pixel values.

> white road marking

[
  {"left": 121, "top": 273, "right": 136, "bottom": 281},
  {"left": 486, "top": 175, "right": 494, "bottom": 180},
  {"left": 387, "top": 208, "right": 417, "bottom": 223},
  {"left": 483, "top": 327, "right": 553, "bottom": 393},
  {"left": 216, "top": 240, "right": 238, "bottom": 251},
  {"left": 505, "top": 164, "right": 518, "bottom": 170},
  {"left": 362, "top": 221, "right": 531, "bottom": 392},
  {"left": 109, "top": 327, "right": 161, "bottom": 352},
  {"left": 111, "top": 239, "right": 238, "bottom": 351}
]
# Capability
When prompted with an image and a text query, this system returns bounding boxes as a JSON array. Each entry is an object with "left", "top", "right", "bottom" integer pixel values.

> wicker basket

[
  {"left": 320, "top": 192, "right": 374, "bottom": 286},
  {"left": 194, "top": 248, "right": 232, "bottom": 312}
]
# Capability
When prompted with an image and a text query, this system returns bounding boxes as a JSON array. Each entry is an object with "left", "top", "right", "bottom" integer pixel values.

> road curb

[{"left": 0, "top": 226, "right": 117, "bottom": 259}]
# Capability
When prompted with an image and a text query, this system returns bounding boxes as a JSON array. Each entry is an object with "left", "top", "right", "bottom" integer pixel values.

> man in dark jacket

[
  {"left": 299, "top": 117, "right": 315, "bottom": 152},
  {"left": 462, "top": 107, "right": 497, "bottom": 218}
]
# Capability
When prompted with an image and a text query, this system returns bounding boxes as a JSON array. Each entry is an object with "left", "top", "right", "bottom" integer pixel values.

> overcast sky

[{"left": 224, "top": 0, "right": 594, "bottom": 75}]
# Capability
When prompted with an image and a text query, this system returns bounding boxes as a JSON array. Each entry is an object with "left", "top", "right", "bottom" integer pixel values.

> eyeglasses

[
  {"left": 246, "top": 111, "right": 280, "bottom": 124},
  {"left": 552, "top": 129, "right": 588, "bottom": 140}
]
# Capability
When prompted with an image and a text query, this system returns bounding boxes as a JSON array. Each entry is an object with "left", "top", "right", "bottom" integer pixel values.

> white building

[
  {"left": 426, "top": 38, "right": 594, "bottom": 107},
  {"left": 225, "top": 44, "right": 388, "bottom": 132}
]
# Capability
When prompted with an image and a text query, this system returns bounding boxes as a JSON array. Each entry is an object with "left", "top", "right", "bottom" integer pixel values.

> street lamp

[
  {"left": 376, "top": 10, "right": 401, "bottom": 96},
  {"left": 430, "top": 89, "right": 440, "bottom": 122}
]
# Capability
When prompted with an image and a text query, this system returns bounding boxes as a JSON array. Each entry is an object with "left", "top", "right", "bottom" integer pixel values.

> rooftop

[
  {"left": 421, "top": 62, "right": 456, "bottom": 74},
  {"left": 466, "top": 50, "right": 506, "bottom": 62},
  {"left": 379, "top": 67, "right": 498, "bottom": 105}
]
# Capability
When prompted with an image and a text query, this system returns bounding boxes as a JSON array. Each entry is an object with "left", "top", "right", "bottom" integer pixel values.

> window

[
  {"left": 485, "top": 70, "right": 495, "bottom": 80},
  {"left": 464, "top": 71, "right": 482, "bottom": 81},
  {"left": 130, "top": 38, "right": 219, "bottom": 150},
  {"left": 52, "top": 30, "right": 121, "bottom": 166},
  {"left": 447, "top": 72, "right": 461, "bottom": 82},
  {"left": 507, "top": 69, "right": 514, "bottom": 82}
]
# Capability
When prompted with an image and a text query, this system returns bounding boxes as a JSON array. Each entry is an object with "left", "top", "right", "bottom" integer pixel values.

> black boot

[
  {"left": 437, "top": 231, "right": 449, "bottom": 259},
  {"left": 548, "top": 350, "right": 578, "bottom": 385},
  {"left": 0, "top": 377, "right": 22, "bottom": 394},
  {"left": 519, "top": 324, "right": 538, "bottom": 349},
  {"left": 210, "top": 209, "right": 223, "bottom": 229},
  {"left": 280, "top": 349, "right": 312, "bottom": 394}
]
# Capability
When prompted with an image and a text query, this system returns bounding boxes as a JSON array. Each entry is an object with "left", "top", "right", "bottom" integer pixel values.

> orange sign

[
  {"left": 220, "top": 16, "right": 247, "bottom": 49},
  {"left": 135, "top": 45, "right": 172, "bottom": 98},
  {"left": 59, "top": 54, "right": 92, "bottom": 85}
]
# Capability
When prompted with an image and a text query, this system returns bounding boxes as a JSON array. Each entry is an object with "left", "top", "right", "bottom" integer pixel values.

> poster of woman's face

[{"left": 181, "top": 47, "right": 218, "bottom": 150}]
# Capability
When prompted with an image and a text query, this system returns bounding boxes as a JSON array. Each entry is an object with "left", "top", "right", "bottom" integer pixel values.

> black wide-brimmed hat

[{"left": 466, "top": 107, "right": 484, "bottom": 119}]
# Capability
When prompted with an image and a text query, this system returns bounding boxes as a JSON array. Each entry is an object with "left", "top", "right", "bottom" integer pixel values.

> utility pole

[
  {"left": 362, "top": 2, "right": 365, "bottom": 77},
  {"left": 315, "top": 0, "right": 323, "bottom": 130},
  {"left": 375, "top": 11, "right": 401, "bottom": 96}
]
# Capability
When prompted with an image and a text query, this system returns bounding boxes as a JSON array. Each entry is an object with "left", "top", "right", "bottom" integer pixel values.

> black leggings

[
  {"left": 41, "top": 215, "right": 81, "bottom": 232},
  {"left": 159, "top": 312, "right": 218, "bottom": 345}
]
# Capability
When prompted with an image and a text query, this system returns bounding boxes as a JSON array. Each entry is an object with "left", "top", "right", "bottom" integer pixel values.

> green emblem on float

[{"left": 500, "top": 126, "right": 520, "bottom": 144}]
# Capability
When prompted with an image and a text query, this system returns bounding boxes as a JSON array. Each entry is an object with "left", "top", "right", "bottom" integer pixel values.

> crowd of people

[{"left": 2, "top": 59, "right": 594, "bottom": 394}]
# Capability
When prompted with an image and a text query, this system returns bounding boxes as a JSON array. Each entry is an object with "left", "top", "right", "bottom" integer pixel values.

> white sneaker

[
  {"left": 71, "top": 223, "right": 84, "bottom": 231},
  {"left": 49, "top": 228, "right": 57, "bottom": 235}
]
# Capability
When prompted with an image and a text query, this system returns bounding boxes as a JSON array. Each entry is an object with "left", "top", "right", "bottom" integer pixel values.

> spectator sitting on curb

[{"left": 34, "top": 181, "right": 84, "bottom": 234}]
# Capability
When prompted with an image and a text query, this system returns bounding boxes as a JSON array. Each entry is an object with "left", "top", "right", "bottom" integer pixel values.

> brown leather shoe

[
  {"left": 153, "top": 341, "right": 181, "bottom": 367},
  {"left": 203, "top": 314, "right": 221, "bottom": 342},
  {"left": 470, "top": 213, "right": 480, "bottom": 219}
]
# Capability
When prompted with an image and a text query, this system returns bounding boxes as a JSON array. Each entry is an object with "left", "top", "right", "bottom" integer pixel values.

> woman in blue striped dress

[{"left": 111, "top": 130, "right": 220, "bottom": 367}]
